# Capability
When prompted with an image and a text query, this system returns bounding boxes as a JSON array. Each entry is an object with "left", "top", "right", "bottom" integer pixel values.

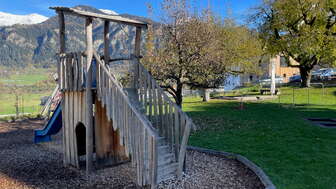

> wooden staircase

[
  {"left": 125, "top": 88, "right": 180, "bottom": 182},
  {"left": 94, "top": 52, "right": 193, "bottom": 186},
  {"left": 156, "top": 140, "right": 179, "bottom": 182}
]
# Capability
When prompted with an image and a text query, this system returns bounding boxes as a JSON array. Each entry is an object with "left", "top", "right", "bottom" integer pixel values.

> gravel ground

[{"left": 0, "top": 119, "right": 263, "bottom": 189}]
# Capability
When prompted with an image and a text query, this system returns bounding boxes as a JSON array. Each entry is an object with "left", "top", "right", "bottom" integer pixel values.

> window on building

[
  {"left": 283, "top": 74, "right": 287, "bottom": 78},
  {"left": 280, "top": 56, "right": 289, "bottom": 67}
]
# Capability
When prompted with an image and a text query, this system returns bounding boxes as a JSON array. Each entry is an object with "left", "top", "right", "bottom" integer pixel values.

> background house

[{"left": 240, "top": 55, "right": 300, "bottom": 85}]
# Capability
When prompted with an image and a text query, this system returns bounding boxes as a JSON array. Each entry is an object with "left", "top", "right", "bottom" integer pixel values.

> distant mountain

[
  {"left": 0, "top": 5, "right": 151, "bottom": 68},
  {"left": 0, "top": 11, "right": 48, "bottom": 26},
  {"left": 99, "top": 9, "right": 118, "bottom": 15}
]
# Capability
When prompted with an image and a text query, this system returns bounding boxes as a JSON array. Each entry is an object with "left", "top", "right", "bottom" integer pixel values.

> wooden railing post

[
  {"left": 85, "top": 17, "right": 94, "bottom": 174},
  {"left": 134, "top": 27, "right": 142, "bottom": 88},
  {"left": 177, "top": 121, "right": 191, "bottom": 179}
]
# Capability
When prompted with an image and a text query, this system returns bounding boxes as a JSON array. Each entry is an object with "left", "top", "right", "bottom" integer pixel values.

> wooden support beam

[
  {"left": 58, "top": 11, "right": 65, "bottom": 87},
  {"left": 134, "top": 27, "right": 142, "bottom": 58},
  {"left": 104, "top": 20, "right": 110, "bottom": 65},
  {"left": 58, "top": 12, "right": 66, "bottom": 54},
  {"left": 50, "top": 7, "right": 147, "bottom": 28},
  {"left": 85, "top": 17, "right": 94, "bottom": 174},
  {"left": 134, "top": 27, "right": 142, "bottom": 88}
]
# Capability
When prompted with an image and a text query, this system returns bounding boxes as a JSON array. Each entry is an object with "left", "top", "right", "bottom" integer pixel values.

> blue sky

[{"left": 0, "top": 0, "right": 261, "bottom": 22}]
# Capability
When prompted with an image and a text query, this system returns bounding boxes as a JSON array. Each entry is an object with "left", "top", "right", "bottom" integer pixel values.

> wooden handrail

[
  {"left": 132, "top": 59, "right": 194, "bottom": 178},
  {"left": 136, "top": 61, "right": 196, "bottom": 130},
  {"left": 93, "top": 51, "right": 158, "bottom": 137}
]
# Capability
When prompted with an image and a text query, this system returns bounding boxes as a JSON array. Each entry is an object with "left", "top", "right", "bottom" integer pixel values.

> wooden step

[
  {"left": 157, "top": 137, "right": 167, "bottom": 146},
  {"left": 158, "top": 152, "right": 175, "bottom": 162},
  {"left": 157, "top": 162, "right": 178, "bottom": 182},
  {"left": 158, "top": 145, "right": 171, "bottom": 154},
  {"left": 158, "top": 145, "right": 169, "bottom": 151},
  {"left": 158, "top": 154, "right": 175, "bottom": 166}
]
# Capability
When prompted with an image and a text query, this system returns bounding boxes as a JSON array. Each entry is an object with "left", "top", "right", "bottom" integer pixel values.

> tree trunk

[
  {"left": 175, "top": 82, "right": 183, "bottom": 107},
  {"left": 299, "top": 66, "right": 312, "bottom": 88},
  {"left": 202, "top": 88, "right": 211, "bottom": 102}
]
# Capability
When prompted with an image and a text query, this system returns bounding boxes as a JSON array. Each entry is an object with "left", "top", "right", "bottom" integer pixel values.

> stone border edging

[{"left": 187, "top": 146, "right": 276, "bottom": 189}]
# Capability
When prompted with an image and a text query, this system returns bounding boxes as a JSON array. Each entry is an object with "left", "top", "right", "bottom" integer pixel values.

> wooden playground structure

[{"left": 50, "top": 7, "right": 194, "bottom": 188}]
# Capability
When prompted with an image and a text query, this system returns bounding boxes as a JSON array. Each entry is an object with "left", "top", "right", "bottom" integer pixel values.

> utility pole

[{"left": 270, "top": 57, "right": 276, "bottom": 95}]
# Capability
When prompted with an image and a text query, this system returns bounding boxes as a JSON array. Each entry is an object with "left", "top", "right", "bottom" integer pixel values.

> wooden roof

[{"left": 50, "top": 7, "right": 147, "bottom": 28}]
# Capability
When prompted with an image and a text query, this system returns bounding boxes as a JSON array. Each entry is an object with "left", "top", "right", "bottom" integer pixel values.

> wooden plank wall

[
  {"left": 60, "top": 52, "right": 86, "bottom": 168},
  {"left": 95, "top": 99, "right": 128, "bottom": 166},
  {"left": 59, "top": 53, "right": 84, "bottom": 92},
  {"left": 60, "top": 52, "right": 130, "bottom": 168},
  {"left": 63, "top": 91, "right": 86, "bottom": 168}
]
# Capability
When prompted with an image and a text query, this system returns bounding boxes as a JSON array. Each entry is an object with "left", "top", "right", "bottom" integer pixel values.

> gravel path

[{"left": 0, "top": 119, "right": 263, "bottom": 189}]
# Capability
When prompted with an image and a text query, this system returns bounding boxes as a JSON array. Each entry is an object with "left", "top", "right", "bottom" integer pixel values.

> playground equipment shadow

[{"left": 0, "top": 119, "right": 263, "bottom": 189}]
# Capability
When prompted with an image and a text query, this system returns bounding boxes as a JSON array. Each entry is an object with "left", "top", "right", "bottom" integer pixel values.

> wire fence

[
  {"left": 181, "top": 83, "right": 336, "bottom": 108},
  {"left": 0, "top": 94, "right": 43, "bottom": 118},
  {"left": 274, "top": 83, "right": 336, "bottom": 107}
]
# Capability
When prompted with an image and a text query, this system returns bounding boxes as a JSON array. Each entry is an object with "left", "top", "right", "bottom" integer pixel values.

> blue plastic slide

[{"left": 34, "top": 103, "right": 62, "bottom": 143}]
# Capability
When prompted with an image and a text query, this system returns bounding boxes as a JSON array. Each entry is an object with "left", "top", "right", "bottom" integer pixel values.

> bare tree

[{"left": 143, "top": 0, "right": 262, "bottom": 105}]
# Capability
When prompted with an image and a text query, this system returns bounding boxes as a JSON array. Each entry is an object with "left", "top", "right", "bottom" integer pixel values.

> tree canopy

[{"left": 253, "top": 0, "right": 336, "bottom": 87}]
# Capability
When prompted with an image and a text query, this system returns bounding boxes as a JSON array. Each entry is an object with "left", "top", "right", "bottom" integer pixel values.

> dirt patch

[
  {"left": 213, "top": 95, "right": 277, "bottom": 102},
  {"left": 0, "top": 119, "right": 264, "bottom": 189}
]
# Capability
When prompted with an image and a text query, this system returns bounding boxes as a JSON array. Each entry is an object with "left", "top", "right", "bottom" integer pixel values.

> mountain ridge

[
  {"left": 0, "top": 11, "right": 48, "bottom": 26},
  {"left": 0, "top": 5, "right": 150, "bottom": 68}
]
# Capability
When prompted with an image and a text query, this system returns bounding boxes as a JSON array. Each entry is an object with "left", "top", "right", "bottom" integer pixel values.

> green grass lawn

[
  {"left": 184, "top": 87, "right": 336, "bottom": 189},
  {"left": 0, "top": 92, "right": 50, "bottom": 115},
  {"left": 271, "top": 86, "right": 336, "bottom": 105},
  {"left": 0, "top": 68, "right": 55, "bottom": 115},
  {"left": 0, "top": 69, "right": 51, "bottom": 85}
]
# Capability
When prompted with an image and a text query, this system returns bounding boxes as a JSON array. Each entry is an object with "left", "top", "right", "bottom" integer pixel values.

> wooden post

[
  {"left": 104, "top": 20, "right": 110, "bottom": 65},
  {"left": 134, "top": 27, "right": 142, "bottom": 58},
  {"left": 270, "top": 57, "right": 276, "bottom": 95},
  {"left": 134, "top": 27, "right": 142, "bottom": 88},
  {"left": 58, "top": 11, "right": 65, "bottom": 86},
  {"left": 57, "top": 11, "right": 66, "bottom": 166},
  {"left": 177, "top": 122, "right": 191, "bottom": 179},
  {"left": 85, "top": 17, "right": 94, "bottom": 173}
]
